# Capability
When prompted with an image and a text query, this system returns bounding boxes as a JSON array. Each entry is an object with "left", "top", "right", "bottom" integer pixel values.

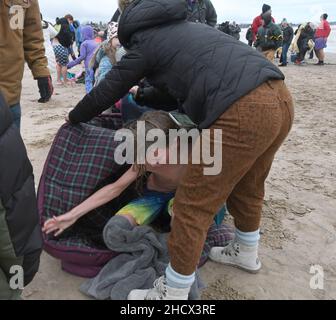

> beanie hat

[
  {"left": 262, "top": 4, "right": 271, "bottom": 14},
  {"left": 118, "top": 0, "right": 135, "bottom": 12},
  {"left": 107, "top": 22, "right": 119, "bottom": 41}
]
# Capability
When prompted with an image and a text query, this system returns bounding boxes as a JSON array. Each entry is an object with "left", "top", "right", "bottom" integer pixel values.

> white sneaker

[
  {"left": 128, "top": 276, "right": 190, "bottom": 300},
  {"left": 209, "top": 240, "right": 262, "bottom": 274}
]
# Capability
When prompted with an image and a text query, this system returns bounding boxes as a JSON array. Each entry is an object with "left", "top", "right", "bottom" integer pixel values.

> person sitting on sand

[
  {"left": 67, "top": 26, "right": 99, "bottom": 93},
  {"left": 43, "top": 111, "right": 202, "bottom": 237}
]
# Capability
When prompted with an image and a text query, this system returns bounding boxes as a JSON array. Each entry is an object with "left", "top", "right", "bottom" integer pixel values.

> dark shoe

[
  {"left": 315, "top": 61, "right": 325, "bottom": 66},
  {"left": 38, "top": 97, "right": 51, "bottom": 103},
  {"left": 278, "top": 63, "right": 287, "bottom": 67}
]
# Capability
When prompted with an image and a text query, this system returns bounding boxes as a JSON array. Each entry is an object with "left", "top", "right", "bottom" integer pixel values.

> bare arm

[
  {"left": 70, "top": 166, "right": 138, "bottom": 219},
  {"left": 43, "top": 166, "right": 139, "bottom": 236}
]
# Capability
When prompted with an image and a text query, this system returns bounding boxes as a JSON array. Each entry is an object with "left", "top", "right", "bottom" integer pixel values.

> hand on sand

[{"left": 42, "top": 213, "right": 78, "bottom": 237}]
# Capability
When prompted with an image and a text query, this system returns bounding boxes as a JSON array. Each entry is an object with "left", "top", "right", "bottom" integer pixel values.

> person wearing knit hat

[
  {"left": 262, "top": 4, "right": 271, "bottom": 15},
  {"left": 251, "top": 3, "right": 275, "bottom": 43},
  {"left": 67, "top": 26, "right": 99, "bottom": 92},
  {"left": 255, "top": 11, "right": 283, "bottom": 62}
]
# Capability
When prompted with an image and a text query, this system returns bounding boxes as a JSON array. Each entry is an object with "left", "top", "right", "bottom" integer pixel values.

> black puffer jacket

[
  {"left": 69, "top": 0, "right": 284, "bottom": 129},
  {"left": 0, "top": 92, "right": 42, "bottom": 286}
]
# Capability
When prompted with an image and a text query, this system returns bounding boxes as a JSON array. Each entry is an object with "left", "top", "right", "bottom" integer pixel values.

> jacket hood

[
  {"left": 118, "top": 0, "right": 187, "bottom": 47},
  {"left": 81, "top": 25, "right": 95, "bottom": 41}
]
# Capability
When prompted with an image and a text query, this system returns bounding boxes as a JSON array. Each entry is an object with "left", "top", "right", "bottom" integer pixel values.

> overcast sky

[{"left": 39, "top": 0, "right": 335, "bottom": 24}]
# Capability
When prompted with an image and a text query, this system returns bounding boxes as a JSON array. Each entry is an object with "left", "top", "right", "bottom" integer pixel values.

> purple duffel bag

[{"left": 37, "top": 114, "right": 135, "bottom": 278}]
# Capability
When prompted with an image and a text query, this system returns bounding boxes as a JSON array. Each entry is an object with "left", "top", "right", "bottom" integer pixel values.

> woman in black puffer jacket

[
  {"left": 0, "top": 92, "right": 42, "bottom": 300},
  {"left": 67, "top": 0, "right": 294, "bottom": 300}
]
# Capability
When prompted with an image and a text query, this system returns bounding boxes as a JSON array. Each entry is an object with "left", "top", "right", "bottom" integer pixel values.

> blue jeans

[
  {"left": 10, "top": 103, "right": 21, "bottom": 130},
  {"left": 85, "top": 68, "right": 94, "bottom": 93},
  {"left": 281, "top": 42, "right": 290, "bottom": 65}
]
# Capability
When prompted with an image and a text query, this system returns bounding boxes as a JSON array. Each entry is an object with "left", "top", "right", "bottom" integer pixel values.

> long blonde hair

[{"left": 90, "top": 40, "right": 117, "bottom": 69}]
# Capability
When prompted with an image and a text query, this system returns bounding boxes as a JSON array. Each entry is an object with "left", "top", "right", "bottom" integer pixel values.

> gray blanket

[{"left": 80, "top": 216, "right": 204, "bottom": 300}]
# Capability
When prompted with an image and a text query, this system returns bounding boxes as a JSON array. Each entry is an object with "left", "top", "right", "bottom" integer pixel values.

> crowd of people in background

[
  {"left": 241, "top": 4, "right": 332, "bottom": 66},
  {"left": 39, "top": 2, "right": 332, "bottom": 96}
]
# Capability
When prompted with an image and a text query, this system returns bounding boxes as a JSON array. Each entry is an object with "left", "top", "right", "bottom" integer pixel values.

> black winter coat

[
  {"left": 282, "top": 25, "right": 294, "bottom": 45},
  {"left": 69, "top": 0, "right": 284, "bottom": 129},
  {"left": 0, "top": 92, "right": 42, "bottom": 286}
]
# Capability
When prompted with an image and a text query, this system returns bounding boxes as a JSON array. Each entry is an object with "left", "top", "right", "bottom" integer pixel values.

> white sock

[
  {"left": 235, "top": 228, "right": 260, "bottom": 247},
  {"left": 165, "top": 264, "right": 195, "bottom": 289}
]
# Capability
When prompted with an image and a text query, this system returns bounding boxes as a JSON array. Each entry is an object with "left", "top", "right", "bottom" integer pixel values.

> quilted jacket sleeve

[{"left": 69, "top": 49, "right": 148, "bottom": 124}]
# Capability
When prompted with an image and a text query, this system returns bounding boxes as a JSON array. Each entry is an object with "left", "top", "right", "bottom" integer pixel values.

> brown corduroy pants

[{"left": 168, "top": 80, "right": 294, "bottom": 276}]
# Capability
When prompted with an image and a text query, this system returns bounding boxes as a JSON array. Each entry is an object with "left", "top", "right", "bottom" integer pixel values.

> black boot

[{"left": 278, "top": 63, "right": 287, "bottom": 67}]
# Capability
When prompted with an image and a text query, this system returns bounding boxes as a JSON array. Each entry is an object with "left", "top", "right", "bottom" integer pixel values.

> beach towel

[{"left": 80, "top": 216, "right": 206, "bottom": 300}]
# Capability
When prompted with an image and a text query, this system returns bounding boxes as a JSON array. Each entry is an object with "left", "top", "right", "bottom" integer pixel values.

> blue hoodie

[{"left": 67, "top": 26, "right": 98, "bottom": 69}]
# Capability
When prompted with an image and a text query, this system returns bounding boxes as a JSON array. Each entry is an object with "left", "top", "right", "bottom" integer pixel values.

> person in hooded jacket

[
  {"left": 255, "top": 12, "right": 283, "bottom": 61},
  {"left": 251, "top": 4, "right": 275, "bottom": 44},
  {"left": 0, "top": 92, "right": 42, "bottom": 300},
  {"left": 67, "top": 26, "right": 99, "bottom": 93},
  {"left": 66, "top": 0, "right": 294, "bottom": 300}
]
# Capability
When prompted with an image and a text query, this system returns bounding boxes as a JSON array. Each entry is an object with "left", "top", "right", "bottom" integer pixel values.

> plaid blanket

[
  {"left": 38, "top": 114, "right": 132, "bottom": 250},
  {"left": 38, "top": 114, "right": 234, "bottom": 270}
]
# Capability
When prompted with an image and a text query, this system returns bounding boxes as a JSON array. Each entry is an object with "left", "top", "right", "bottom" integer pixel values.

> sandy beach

[{"left": 20, "top": 54, "right": 336, "bottom": 300}]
